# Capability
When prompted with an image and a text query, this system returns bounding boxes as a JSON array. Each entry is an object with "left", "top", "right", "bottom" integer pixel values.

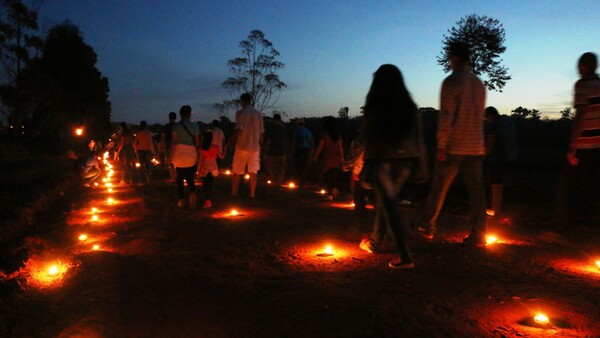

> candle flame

[
  {"left": 107, "top": 198, "right": 114, "bottom": 205},
  {"left": 230, "top": 209, "right": 239, "bottom": 216},
  {"left": 244, "top": 174, "right": 250, "bottom": 180},
  {"left": 75, "top": 128, "right": 83, "bottom": 136},
  {"left": 534, "top": 313, "right": 549, "bottom": 324},
  {"left": 288, "top": 182, "right": 295, "bottom": 188},
  {"left": 48, "top": 265, "right": 59, "bottom": 275},
  {"left": 107, "top": 188, "right": 113, "bottom": 193},
  {"left": 596, "top": 260, "right": 600, "bottom": 269},
  {"left": 92, "top": 244, "right": 100, "bottom": 251},
  {"left": 267, "top": 180, "right": 272, "bottom": 184},
  {"left": 78, "top": 234, "right": 88, "bottom": 241},
  {"left": 91, "top": 207, "right": 98, "bottom": 213},
  {"left": 135, "top": 162, "right": 141, "bottom": 168},
  {"left": 225, "top": 170, "right": 231, "bottom": 175},
  {"left": 486, "top": 235, "right": 498, "bottom": 245},
  {"left": 94, "top": 182, "right": 99, "bottom": 186},
  {"left": 324, "top": 245, "right": 333, "bottom": 254},
  {"left": 91, "top": 215, "right": 99, "bottom": 222},
  {"left": 320, "top": 189, "right": 326, "bottom": 194}
]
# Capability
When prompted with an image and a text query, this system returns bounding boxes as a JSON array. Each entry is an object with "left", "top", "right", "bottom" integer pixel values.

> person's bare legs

[
  {"left": 249, "top": 173, "right": 257, "bottom": 198},
  {"left": 231, "top": 173, "right": 241, "bottom": 197}
]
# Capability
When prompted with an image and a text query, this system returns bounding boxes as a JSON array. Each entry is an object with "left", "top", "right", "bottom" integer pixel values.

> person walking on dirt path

[
  {"left": 291, "top": 118, "right": 313, "bottom": 189},
  {"left": 557, "top": 52, "right": 600, "bottom": 228},
  {"left": 117, "top": 122, "right": 136, "bottom": 185},
  {"left": 484, "top": 106, "right": 517, "bottom": 219},
  {"left": 312, "top": 116, "right": 345, "bottom": 200},
  {"left": 134, "top": 120, "right": 156, "bottom": 185},
  {"left": 228, "top": 93, "right": 264, "bottom": 201},
  {"left": 168, "top": 105, "right": 200, "bottom": 209},
  {"left": 161, "top": 112, "right": 178, "bottom": 183},
  {"left": 198, "top": 130, "right": 225, "bottom": 209},
  {"left": 265, "top": 113, "right": 288, "bottom": 186},
  {"left": 416, "top": 41, "right": 487, "bottom": 246},
  {"left": 358, "top": 64, "right": 428, "bottom": 270}
]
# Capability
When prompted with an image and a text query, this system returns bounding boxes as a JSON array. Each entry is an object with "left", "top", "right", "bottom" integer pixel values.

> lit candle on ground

[
  {"left": 288, "top": 182, "right": 296, "bottom": 188},
  {"left": 317, "top": 245, "right": 334, "bottom": 257},
  {"left": 48, "top": 265, "right": 59, "bottom": 275},
  {"left": 91, "top": 207, "right": 98, "bottom": 213},
  {"left": 91, "top": 215, "right": 99, "bottom": 222},
  {"left": 230, "top": 209, "right": 239, "bottom": 216},
  {"left": 267, "top": 180, "right": 272, "bottom": 184},
  {"left": 486, "top": 235, "right": 498, "bottom": 245},
  {"left": 320, "top": 189, "right": 326, "bottom": 195},
  {"left": 94, "top": 182, "right": 99, "bottom": 187},
  {"left": 105, "top": 182, "right": 112, "bottom": 187},
  {"left": 596, "top": 260, "right": 600, "bottom": 269},
  {"left": 92, "top": 244, "right": 100, "bottom": 251},
  {"left": 78, "top": 234, "right": 88, "bottom": 241},
  {"left": 225, "top": 170, "right": 231, "bottom": 175},
  {"left": 135, "top": 162, "right": 141, "bottom": 168},
  {"left": 107, "top": 198, "right": 114, "bottom": 205},
  {"left": 244, "top": 174, "right": 250, "bottom": 180},
  {"left": 107, "top": 188, "right": 113, "bottom": 193},
  {"left": 534, "top": 313, "right": 549, "bottom": 325}
]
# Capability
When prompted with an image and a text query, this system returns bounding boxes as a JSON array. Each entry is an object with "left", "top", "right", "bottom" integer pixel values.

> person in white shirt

[{"left": 229, "top": 93, "right": 264, "bottom": 199}]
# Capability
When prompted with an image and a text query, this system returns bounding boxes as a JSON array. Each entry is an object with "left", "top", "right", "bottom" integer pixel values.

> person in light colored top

[
  {"left": 169, "top": 105, "right": 200, "bottom": 208},
  {"left": 210, "top": 119, "right": 225, "bottom": 153},
  {"left": 229, "top": 93, "right": 264, "bottom": 199},
  {"left": 417, "top": 41, "right": 487, "bottom": 246},
  {"left": 134, "top": 120, "right": 156, "bottom": 184}
]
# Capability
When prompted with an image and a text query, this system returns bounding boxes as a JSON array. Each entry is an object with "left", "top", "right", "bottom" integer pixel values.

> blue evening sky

[{"left": 37, "top": 0, "right": 600, "bottom": 124}]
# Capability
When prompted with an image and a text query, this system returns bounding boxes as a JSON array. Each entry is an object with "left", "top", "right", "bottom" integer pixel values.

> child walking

[{"left": 197, "top": 131, "right": 224, "bottom": 208}]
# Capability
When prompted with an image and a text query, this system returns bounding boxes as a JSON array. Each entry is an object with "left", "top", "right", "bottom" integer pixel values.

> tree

[
  {"left": 0, "top": 0, "right": 43, "bottom": 136},
  {"left": 337, "top": 106, "right": 349, "bottom": 119},
  {"left": 212, "top": 99, "right": 237, "bottom": 119},
  {"left": 438, "top": 14, "right": 511, "bottom": 92},
  {"left": 511, "top": 106, "right": 540, "bottom": 119},
  {"left": 221, "top": 29, "right": 287, "bottom": 112},
  {"left": 559, "top": 107, "right": 574, "bottom": 120},
  {"left": 23, "top": 21, "right": 111, "bottom": 151}
]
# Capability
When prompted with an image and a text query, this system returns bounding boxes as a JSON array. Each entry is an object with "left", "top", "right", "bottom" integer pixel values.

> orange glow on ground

[
  {"left": 94, "top": 182, "right": 99, "bottom": 186},
  {"left": 91, "top": 207, "right": 98, "bottom": 214},
  {"left": 106, "top": 198, "right": 115, "bottom": 205},
  {"left": 284, "top": 240, "right": 374, "bottom": 272},
  {"left": 596, "top": 260, "right": 600, "bottom": 269},
  {"left": 284, "top": 182, "right": 297, "bottom": 189},
  {"left": 328, "top": 202, "right": 374, "bottom": 210},
  {"left": 75, "top": 128, "right": 83, "bottom": 136},
  {"left": 91, "top": 215, "right": 99, "bottom": 222},
  {"left": 223, "top": 170, "right": 232, "bottom": 175},
  {"left": 92, "top": 244, "right": 100, "bottom": 251},
  {"left": 486, "top": 235, "right": 499, "bottom": 245},
  {"left": 244, "top": 174, "right": 250, "bottom": 180},
  {"left": 78, "top": 234, "right": 88, "bottom": 241},
  {"left": 320, "top": 189, "right": 326, "bottom": 195},
  {"left": 534, "top": 313, "right": 549, "bottom": 324},
  {"left": 135, "top": 162, "right": 141, "bottom": 168},
  {"left": 267, "top": 180, "right": 272, "bottom": 184},
  {"left": 107, "top": 188, "right": 113, "bottom": 193},
  {"left": 16, "top": 256, "right": 78, "bottom": 290}
]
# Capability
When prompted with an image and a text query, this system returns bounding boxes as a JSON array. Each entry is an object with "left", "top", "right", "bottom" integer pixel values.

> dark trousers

[
  {"left": 294, "top": 148, "right": 311, "bottom": 187},
  {"left": 176, "top": 166, "right": 196, "bottom": 199},
  {"left": 369, "top": 159, "right": 414, "bottom": 262},
  {"left": 202, "top": 173, "right": 214, "bottom": 200}
]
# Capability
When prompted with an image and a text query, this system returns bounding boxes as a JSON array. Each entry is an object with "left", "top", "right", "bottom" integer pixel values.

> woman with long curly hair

[{"left": 359, "top": 64, "right": 428, "bottom": 269}]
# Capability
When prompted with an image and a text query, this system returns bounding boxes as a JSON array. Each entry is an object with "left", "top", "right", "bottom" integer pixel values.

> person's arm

[
  {"left": 437, "top": 78, "right": 456, "bottom": 161},
  {"left": 313, "top": 139, "right": 324, "bottom": 162}
]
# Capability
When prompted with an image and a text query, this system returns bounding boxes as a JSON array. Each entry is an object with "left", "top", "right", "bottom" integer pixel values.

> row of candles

[{"left": 24, "top": 153, "right": 600, "bottom": 330}]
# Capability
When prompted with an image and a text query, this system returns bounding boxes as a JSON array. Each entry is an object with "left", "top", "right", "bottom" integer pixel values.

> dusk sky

[{"left": 36, "top": 0, "right": 600, "bottom": 124}]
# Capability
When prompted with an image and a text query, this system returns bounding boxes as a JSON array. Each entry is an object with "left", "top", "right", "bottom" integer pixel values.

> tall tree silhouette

[
  {"left": 221, "top": 29, "right": 286, "bottom": 112},
  {"left": 23, "top": 21, "right": 111, "bottom": 151},
  {"left": 438, "top": 14, "right": 511, "bottom": 92}
]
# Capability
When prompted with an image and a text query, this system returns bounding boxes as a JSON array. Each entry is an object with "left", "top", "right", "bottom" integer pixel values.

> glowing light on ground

[
  {"left": 91, "top": 215, "right": 99, "bottom": 222},
  {"left": 486, "top": 235, "right": 499, "bottom": 245},
  {"left": 287, "top": 182, "right": 296, "bottom": 189},
  {"left": 135, "top": 162, "right": 141, "bottom": 168},
  {"left": 92, "top": 244, "right": 100, "bottom": 251},
  {"left": 75, "top": 128, "right": 83, "bottom": 136},
  {"left": 78, "top": 234, "right": 88, "bottom": 241},
  {"left": 94, "top": 182, "right": 99, "bottom": 186},
  {"left": 486, "top": 209, "right": 496, "bottom": 217},
  {"left": 230, "top": 209, "right": 239, "bottom": 216},
  {"left": 107, "top": 188, "right": 113, "bottom": 193},
  {"left": 151, "top": 158, "right": 160, "bottom": 165},
  {"left": 102, "top": 178, "right": 107, "bottom": 183},
  {"left": 534, "top": 313, "right": 549, "bottom": 325},
  {"left": 244, "top": 174, "right": 250, "bottom": 180},
  {"left": 267, "top": 180, "right": 272, "bottom": 184},
  {"left": 106, "top": 198, "right": 115, "bottom": 205},
  {"left": 224, "top": 170, "right": 231, "bottom": 175},
  {"left": 15, "top": 257, "right": 78, "bottom": 289},
  {"left": 317, "top": 245, "right": 335, "bottom": 257},
  {"left": 596, "top": 260, "right": 600, "bottom": 270},
  {"left": 320, "top": 189, "right": 326, "bottom": 195},
  {"left": 91, "top": 207, "right": 98, "bottom": 214}
]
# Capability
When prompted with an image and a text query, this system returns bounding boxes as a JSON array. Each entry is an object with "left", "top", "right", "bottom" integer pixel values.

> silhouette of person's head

[
  {"left": 120, "top": 122, "right": 131, "bottom": 134},
  {"left": 485, "top": 106, "right": 500, "bottom": 124},
  {"left": 212, "top": 119, "right": 220, "bottom": 128},
  {"left": 140, "top": 120, "right": 147, "bottom": 129},
  {"left": 180, "top": 105, "right": 192, "bottom": 120},
  {"left": 169, "top": 112, "right": 177, "bottom": 121},
  {"left": 201, "top": 130, "right": 213, "bottom": 150},
  {"left": 273, "top": 113, "right": 281, "bottom": 121},
  {"left": 448, "top": 42, "right": 470, "bottom": 69},
  {"left": 240, "top": 93, "right": 252, "bottom": 107},
  {"left": 578, "top": 52, "right": 597, "bottom": 77}
]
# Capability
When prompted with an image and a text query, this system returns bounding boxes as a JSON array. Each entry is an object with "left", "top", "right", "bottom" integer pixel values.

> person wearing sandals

[{"left": 359, "top": 64, "right": 428, "bottom": 270}]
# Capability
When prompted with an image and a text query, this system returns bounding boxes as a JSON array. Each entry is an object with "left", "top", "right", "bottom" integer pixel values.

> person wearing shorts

[{"left": 230, "top": 93, "right": 264, "bottom": 199}]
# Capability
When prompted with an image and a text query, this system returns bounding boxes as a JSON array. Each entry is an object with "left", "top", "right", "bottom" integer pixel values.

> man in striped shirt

[
  {"left": 418, "top": 42, "right": 488, "bottom": 246},
  {"left": 559, "top": 52, "right": 600, "bottom": 228}
]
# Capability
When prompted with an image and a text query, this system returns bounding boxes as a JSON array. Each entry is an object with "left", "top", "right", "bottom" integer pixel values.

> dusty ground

[{"left": 1, "top": 163, "right": 600, "bottom": 337}]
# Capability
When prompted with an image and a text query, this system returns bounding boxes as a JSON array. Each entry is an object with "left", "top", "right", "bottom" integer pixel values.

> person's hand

[{"left": 436, "top": 148, "right": 448, "bottom": 162}]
